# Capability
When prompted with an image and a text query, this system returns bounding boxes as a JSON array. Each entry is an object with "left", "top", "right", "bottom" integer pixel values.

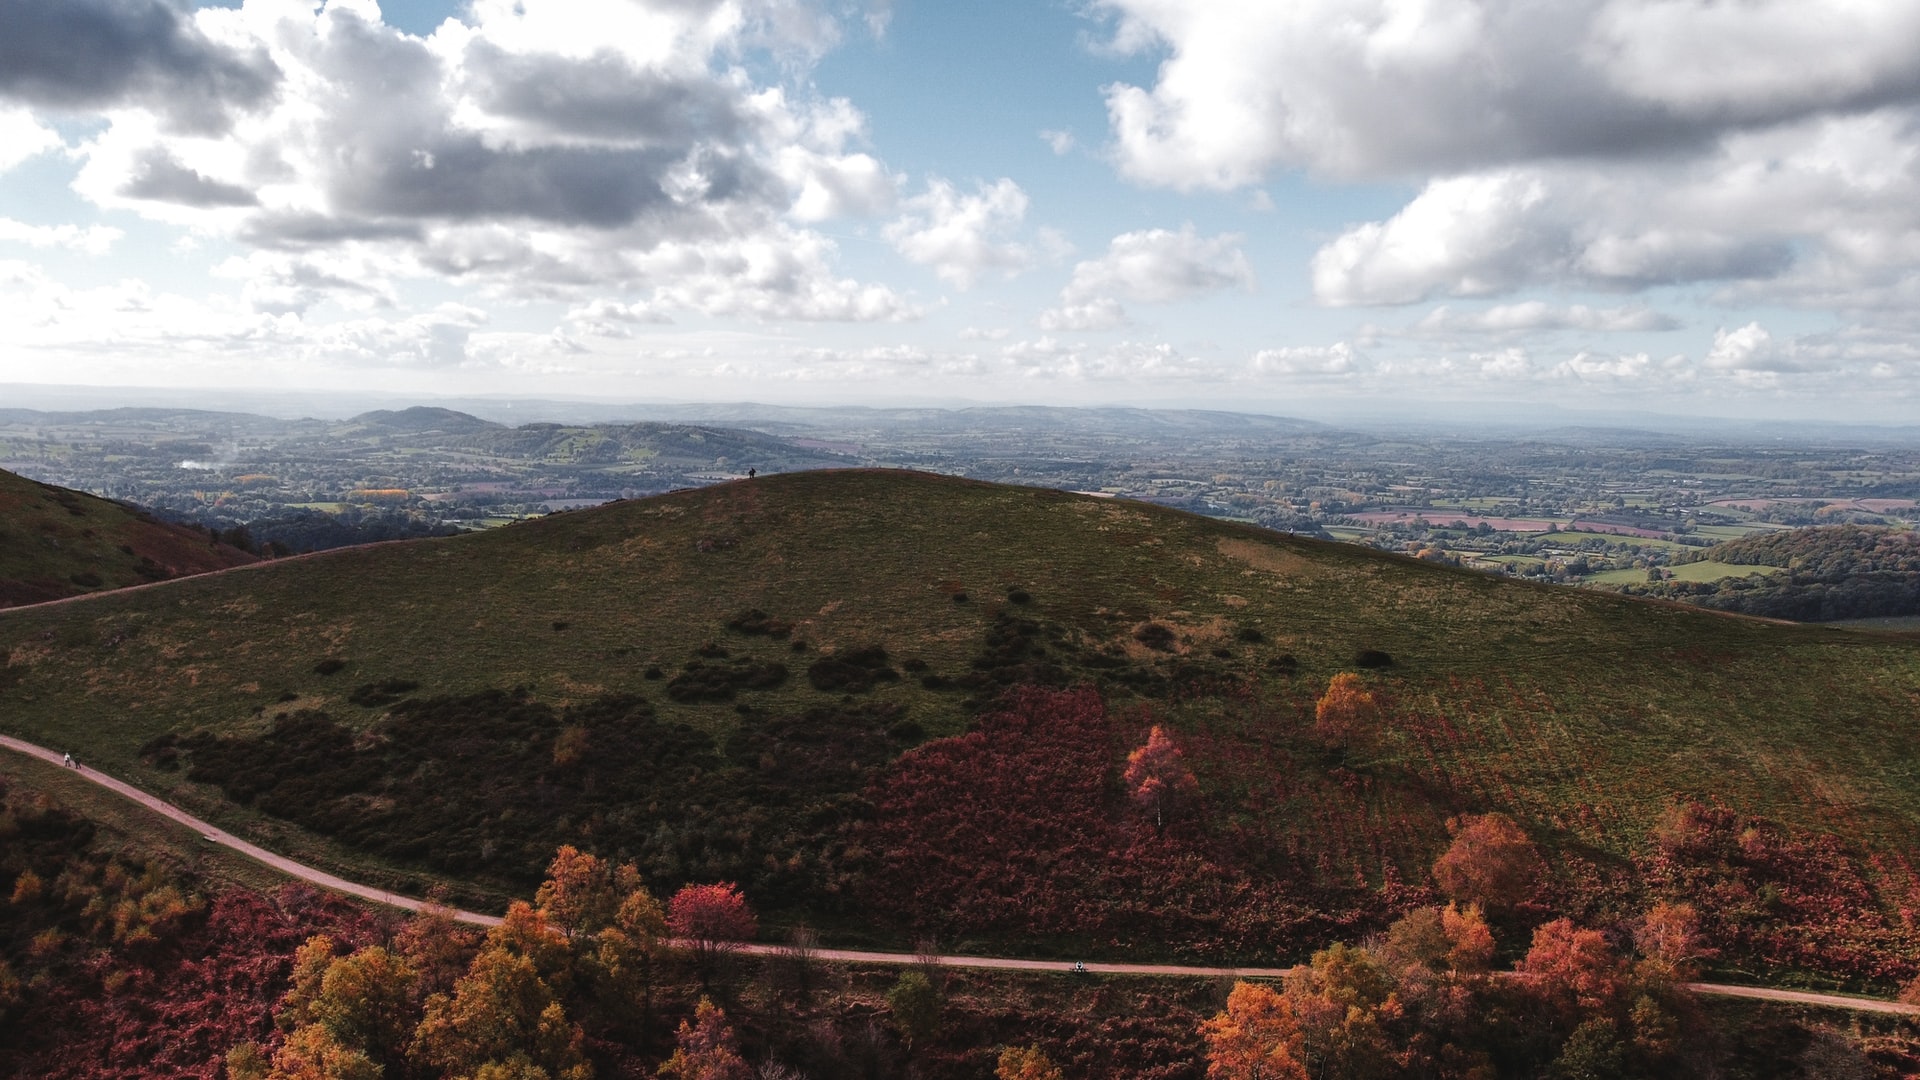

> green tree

[{"left": 887, "top": 969, "right": 942, "bottom": 1052}]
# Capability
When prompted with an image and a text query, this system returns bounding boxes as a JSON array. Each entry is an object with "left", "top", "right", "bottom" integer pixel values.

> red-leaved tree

[
  {"left": 1430, "top": 812, "right": 1544, "bottom": 913},
  {"left": 1124, "top": 724, "right": 1199, "bottom": 828},
  {"left": 668, "top": 882, "right": 757, "bottom": 987}
]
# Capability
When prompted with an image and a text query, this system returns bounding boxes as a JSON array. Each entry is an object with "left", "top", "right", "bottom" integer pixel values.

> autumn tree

[
  {"left": 1200, "top": 981, "right": 1309, "bottom": 1080},
  {"left": 1313, "top": 673, "right": 1380, "bottom": 759},
  {"left": 1632, "top": 900, "right": 1711, "bottom": 985},
  {"left": 657, "top": 998, "right": 752, "bottom": 1080},
  {"left": 411, "top": 903, "right": 592, "bottom": 1080},
  {"left": 1519, "top": 918, "right": 1627, "bottom": 1016},
  {"left": 997, "top": 1044, "right": 1065, "bottom": 1080},
  {"left": 536, "top": 845, "right": 639, "bottom": 941},
  {"left": 592, "top": 881, "right": 670, "bottom": 1028},
  {"left": 395, "top": 889, "right": 485, "bottom": 1000},
  {"left": 667, "top": 882, "right": 757, "bottom": 989},
  {"left": 1430, "top": 812, "right": 1545, "bottom": 912},
  {"left": 1124, "top": 724, "right": 1200, "bottom": 827}
]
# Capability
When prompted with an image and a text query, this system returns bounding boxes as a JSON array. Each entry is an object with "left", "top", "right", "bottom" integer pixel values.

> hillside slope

[
  {"left": 2, "top": 470, "right": 1918, "bottom": 969},
  {"left": 0, "top": 468, "right": 257, "bottom": 607}
]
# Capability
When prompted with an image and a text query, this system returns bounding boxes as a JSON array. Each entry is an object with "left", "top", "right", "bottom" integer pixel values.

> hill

[
  {"left": 0, "top": 469, "right": 258, "bottom": 607},
  {"left": 3, "top": 470, "right": 1919, "bottom": 978},
  {"left": 1616, "top": 525, "right": 1920, "bottom": 621}
]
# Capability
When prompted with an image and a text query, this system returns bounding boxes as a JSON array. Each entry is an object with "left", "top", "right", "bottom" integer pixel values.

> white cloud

[
  {"left": 1250, "top": 342, "right": 1359, "bottom": 376},
  {"left": 1003, "top": 336, "right": 1224, "bottom": 380},
  {"left": 1095, "top": 0, "right": 1920, "bottom": 186},
  {"left": 1040, "top": 129, "right": 1075, "bottom": 155},
  {"left": 1038, "top": 298, "right": 1128, "bottom": 332},
  {"left": 1312, "top": 110, "right": 1920, "bottom": 306},
  {"left": 1411, "top": 302, "right": 1680, "bottom": 336},
  {"left": 884, "top": 177, "right": 1034, "bottom": 289},
  {"left": 0, "top": 108, "right": 61, "bottom": 172},
  {"left": 1041, "top": 225, "right": 1253, "bottom": 328},
  {"left": 50, "top": 0, "right": 913, "bottom": 323},
  {"left": 0, "top": 218, "right": 123, "bottom": 256}
]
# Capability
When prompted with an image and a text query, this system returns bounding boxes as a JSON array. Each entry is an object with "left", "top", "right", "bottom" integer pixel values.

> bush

[
  {"left": 726, "top": 609, "right": 794, "bottom": 638},
  {"left": 806, "top": 647, "right": 899, "bottom": 693},
  {"left": 667, "top": 660, "right": 789, "bottom": 703},
  {"left": 1134, "top": 623, "right": 1177, "bottom": 651},
  {"left": 347, "top": 680, "right": 420, "bottom": 708},
  {"left": 1353, "top": 649, "right": 1395, "bottom": 669},
  {"left": 313, "top": 658, "right": 346, "bottom": 676}
]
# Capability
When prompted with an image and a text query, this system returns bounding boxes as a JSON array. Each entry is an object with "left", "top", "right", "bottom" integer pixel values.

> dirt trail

[{"left": 3, "top": 734, "right": 1914, "bottom": 1011}]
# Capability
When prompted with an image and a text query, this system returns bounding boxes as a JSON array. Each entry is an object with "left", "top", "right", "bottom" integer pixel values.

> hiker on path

[{"left": 63, "top": 752, "right": 75, "bottom": 767}]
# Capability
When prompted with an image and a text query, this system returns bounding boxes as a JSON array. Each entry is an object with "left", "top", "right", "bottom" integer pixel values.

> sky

[{"left": 2, "top": 0, "right": 1919, "bottom": 421}]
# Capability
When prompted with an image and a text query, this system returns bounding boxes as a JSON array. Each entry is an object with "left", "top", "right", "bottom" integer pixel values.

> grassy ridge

[
  {"left": 0, "top": 467, "right": 256, "bottom": 606},
  {"left": 3, "top": 470, "right": 1919, "bottom": 952}
]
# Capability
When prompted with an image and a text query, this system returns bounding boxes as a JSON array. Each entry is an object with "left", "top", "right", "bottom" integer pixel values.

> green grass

[
  {"left": 1584, "top": 562, "right": 1784, "bottom": 586},
  {"left": 3, "top": 469, "right": 1919, "bottom": 931}
]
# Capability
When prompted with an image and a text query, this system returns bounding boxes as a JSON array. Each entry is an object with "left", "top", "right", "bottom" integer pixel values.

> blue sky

[{"left": 1, "top": 0, "right": 1917, "bottom": 420}]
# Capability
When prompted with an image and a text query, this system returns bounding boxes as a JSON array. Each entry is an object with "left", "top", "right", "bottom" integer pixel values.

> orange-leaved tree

[
  {"left": 997, "top": 1044, "right": 1065, "bottom": 1080},
  {"left": 1430, "top": 812, "right": 1544, "bottom": 913},
  {"left": 1199, "top": 981, "right": 1309, "bottom": 1080},
  {"left": 1519, "top": 918, "right": 1627, "bottom": 1015},
  {"left": 1313, "top": 673, "right": 1380, "bottom": 760},
  {"left": 1124, "top": 724, "right": 1199, "bottom": 828}
]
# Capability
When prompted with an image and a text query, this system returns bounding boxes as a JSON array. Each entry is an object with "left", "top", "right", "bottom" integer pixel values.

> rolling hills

[
  {"left": 3, "top": 469, "right": 1919, "bottom": 975},
  {"left": 0, "top": 467, "right": 257, "bottom": 607}
]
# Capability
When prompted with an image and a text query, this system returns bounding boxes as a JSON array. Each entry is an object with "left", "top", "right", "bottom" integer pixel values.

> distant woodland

[{"left": 1618, "top": 526, "right": 1920, "bottom": 621}]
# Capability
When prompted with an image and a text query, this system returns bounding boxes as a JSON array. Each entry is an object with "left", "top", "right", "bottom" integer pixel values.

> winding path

[{"left": 3, "top": 734, "right": 1914, "bottom": 1013}]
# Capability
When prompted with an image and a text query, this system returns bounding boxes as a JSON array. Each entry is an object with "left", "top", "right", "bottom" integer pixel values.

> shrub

[
  {"left": 313, "top": 658, "right": 347, "bottom": 676},
  {"left": 806, "top": 646, "right": 899, "bottom": 693},
  {"left": 346, "top": 680, "right": 420, "bottom": 708},
  {"left": 1134, "top": 623, "right": 1177, "bottom": 651},
  {"left": 668, "top": 660, "right": 788, "bottom": 703},
  {"left": 725, "top": 608, "right": 793, "bottom": 638},
  {"left": 1353, "top": 649, "right": 1395, "bottom": 669}
]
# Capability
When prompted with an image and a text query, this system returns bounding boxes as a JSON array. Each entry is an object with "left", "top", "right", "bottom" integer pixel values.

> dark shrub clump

[
  {"left": 348, "top": 679, "right": 420, "bottom": 708},
  {"left": 807, "top": 646, "right": 900, "bottom": 693},
  {"left": 313, "top": 658, "right": 347, "bottom": 676},
  {"left": 1134, "top": 623, "right": 1178, "bottom": 652},
  {"left": 726, "top": 608, "right": 794, "bottom": 638},
  {"left": 667, "top": 659, "right": 789, "bottom": 702},
  {"left": 1354, "top": 649, "right": 1395, "bottom": 669}
]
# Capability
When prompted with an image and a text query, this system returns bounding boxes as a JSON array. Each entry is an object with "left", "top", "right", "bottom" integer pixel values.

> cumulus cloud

[
  {"left": 1095, "top": 1, "right": 1920, "bottom": 318},
  {"left": 0, "top": 0, "right": 280, "bottom": 133},
  {"left": 54, "top": 0, "right": 913, "bottom": 325},
  {"left": 1311, "top": 109, "right": 1920, "bottom": 306},
  {"left": 1095, "top": 0, "right": 1920, "bottom": 186},
  {"left": 0, "top": 218, "right": 123, "bottom": 256},
  {"left": 1411, "top": 302, "right": 1680, "bottom": 336},
  {"left": 1250, "top": 342, "right": 1360, "bottom": 376},
  {"left": 0, "top": 108, "right": 61, "bottom": 172},
  {"left": 1003, "top": 335, "right": 1223, "bottom": 380},
  {"left": 1040, "top": 226, "right": 1253, "bottom": 329},
  {"left": 884, "top": 177, "right": 1034, "bottom": 289}
]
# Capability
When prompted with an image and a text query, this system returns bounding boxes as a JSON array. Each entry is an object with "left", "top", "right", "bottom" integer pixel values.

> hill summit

[{"left": 3, "top": 469, "right": 1919, "bottom": 975}]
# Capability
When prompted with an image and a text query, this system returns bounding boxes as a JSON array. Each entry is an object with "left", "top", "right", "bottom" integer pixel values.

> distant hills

[{"left": 0, "top": 468, "right": 256, "bottom": 607}]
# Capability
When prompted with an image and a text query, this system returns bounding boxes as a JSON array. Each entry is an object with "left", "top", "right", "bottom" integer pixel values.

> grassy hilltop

[
  {"left": 3, "top": 469, "right": 1919, "bottom": 974},
  {"left": 0, "top": 467, "right": 256, "bottom": 607}
]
